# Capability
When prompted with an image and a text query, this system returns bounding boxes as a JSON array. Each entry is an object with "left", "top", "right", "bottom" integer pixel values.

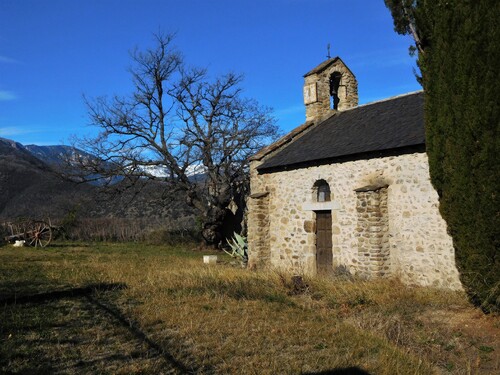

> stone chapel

[{"left": 247, "top": 57, "right": 462, "bottom": 289}]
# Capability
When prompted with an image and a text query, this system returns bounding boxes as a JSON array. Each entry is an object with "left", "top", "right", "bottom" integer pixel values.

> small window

[{"left": 313, "top": 179, "right": 331, "bottom": 202}]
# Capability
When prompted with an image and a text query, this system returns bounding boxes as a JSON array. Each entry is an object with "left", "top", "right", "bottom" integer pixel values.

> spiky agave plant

[{"left": 224, "top": 232, "right": 248, "bottom": 266}]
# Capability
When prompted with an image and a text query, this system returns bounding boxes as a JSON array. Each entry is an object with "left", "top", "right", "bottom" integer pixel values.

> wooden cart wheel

[{"left": 28, "top": 221, "right": 52, "bottom": 248}]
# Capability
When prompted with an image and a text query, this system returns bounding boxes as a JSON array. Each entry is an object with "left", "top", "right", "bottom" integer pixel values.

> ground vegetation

[{"left": 1, "top": 243, "right": 498, "bottom": 374}]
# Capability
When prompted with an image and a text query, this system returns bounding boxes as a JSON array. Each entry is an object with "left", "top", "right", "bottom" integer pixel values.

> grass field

[{"left": 0, "top": 243, "right": 498, "bottom": 374}]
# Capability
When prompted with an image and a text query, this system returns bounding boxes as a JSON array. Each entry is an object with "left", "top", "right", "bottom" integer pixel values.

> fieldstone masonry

[
  {"left": 355, "top": 187, "right": 390, "bottom": 279},
  {"left": 248, "top": 153, "right": 462, "bottom": 290},
  {"left": 247, "top": 57, "right": 462, "bottom": 290},
  {"left": 247, "top": 191, "right": 270, "bottom": 269},
  {"left": 304, "top": 58, "right": 358, "bottom": 121}
]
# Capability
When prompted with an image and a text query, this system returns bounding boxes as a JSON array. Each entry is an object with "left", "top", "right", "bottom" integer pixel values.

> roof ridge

[
  {"left": 303, "top": 56, "right": 357, "bottom": 78},
  {"left": 338, "top": 90, "right": 424, "bottom": 115},
  {"left": 257, "top": 91, "right": 425, "bottom": 170}
]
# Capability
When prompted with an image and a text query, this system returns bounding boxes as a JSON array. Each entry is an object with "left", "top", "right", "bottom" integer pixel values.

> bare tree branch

[{"left": 67, "top": 33, "right": 280, "bottom": 246}]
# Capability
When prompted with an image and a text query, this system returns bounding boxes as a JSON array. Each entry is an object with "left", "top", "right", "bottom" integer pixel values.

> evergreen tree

[{"left": 385, "top": 0, "right": 500, "bottom": 312}]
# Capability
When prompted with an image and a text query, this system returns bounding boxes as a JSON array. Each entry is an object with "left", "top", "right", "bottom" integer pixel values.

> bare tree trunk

[{"left": 200, "top": 205, "right": 226, "bottom": 247}]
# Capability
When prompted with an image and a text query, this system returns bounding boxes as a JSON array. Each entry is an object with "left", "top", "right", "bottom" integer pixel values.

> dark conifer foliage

[{"left": 385, "top": 0, "right": 500, "bottom": 312}]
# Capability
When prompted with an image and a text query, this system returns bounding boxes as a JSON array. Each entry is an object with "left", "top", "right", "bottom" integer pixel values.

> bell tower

[{"left": 303, "top": 57, "right": 358, "bottom": 122}]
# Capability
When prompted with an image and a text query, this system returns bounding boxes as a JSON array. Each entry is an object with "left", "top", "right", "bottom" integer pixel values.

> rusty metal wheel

[{"left": 27, "top": 221, "right": 52, "bottom": 248}]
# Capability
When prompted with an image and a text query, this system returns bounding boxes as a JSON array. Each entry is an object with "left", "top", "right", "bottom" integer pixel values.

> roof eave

[
  {"left": 257, "top": 143, "right": 426, "bottom": 173},
  {"left": 249, "top": 120, "right": 316, "bottom": 162}
]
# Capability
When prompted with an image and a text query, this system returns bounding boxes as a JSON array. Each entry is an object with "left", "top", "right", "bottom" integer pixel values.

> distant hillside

[
  {"left": 0, "top": 137, "right": 95, "bottom": 219},
  {"left": 24, "top": 144, "right": 84, "bottom": 168},
  {"left": 23, "top": 143, "right": 123, "bottom": 186},
  {"left": 0, "top": 138, "right": 195, "bottom": 228},
  {"left": 0, "top": 137, "right": 49, "bottom": 170}
]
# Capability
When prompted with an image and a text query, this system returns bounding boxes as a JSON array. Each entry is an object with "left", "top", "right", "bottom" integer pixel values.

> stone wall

[
  {"left": 247, "top": 192, "right": 270, "bottom": 269},
  {"left": 304, "top": 60, "right": 358, "bottom": 122},
  {"left": 248, "top": 152, "right": 462, "bottom": 290},
  {"left": 356, "top": 187, "right": 390, "bottom": 279}
]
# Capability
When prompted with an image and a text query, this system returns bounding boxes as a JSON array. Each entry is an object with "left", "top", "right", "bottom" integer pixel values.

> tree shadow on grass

[
  {"left": 0, "top": 282, "right": 126, "bottom": 305},
  {"left": 85, "top": 292, "right": 203, "bottom": 374},
  {"left": 303, "top": 368, "right": 371, "bottom": 375},
  {"left": 0, "top": 282, "right": 205, "bottom": 374}
]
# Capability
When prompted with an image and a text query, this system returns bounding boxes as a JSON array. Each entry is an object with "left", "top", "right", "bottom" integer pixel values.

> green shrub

[{"left": 421, "top": 0, "right": 500, "bottom": 312}]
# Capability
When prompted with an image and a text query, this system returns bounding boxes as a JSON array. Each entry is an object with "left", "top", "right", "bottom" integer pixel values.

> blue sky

[{"left": 0, "top": 0, "right": 420, "bottom": 146}]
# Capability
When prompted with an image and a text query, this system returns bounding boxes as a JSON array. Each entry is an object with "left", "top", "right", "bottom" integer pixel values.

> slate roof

[{"left": 257, "top": 91, "right": 425, "bottom": 171}]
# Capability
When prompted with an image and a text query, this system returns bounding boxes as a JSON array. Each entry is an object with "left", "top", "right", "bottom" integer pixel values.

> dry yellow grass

[{"left": 0, "top": 243, "right": 498, "bottom": 374}]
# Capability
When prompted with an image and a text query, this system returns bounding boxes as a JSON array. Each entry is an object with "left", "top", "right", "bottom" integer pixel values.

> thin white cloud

[
  {"left": 0, "top": 127, "right": 42, "bottom": 136},
  {"left": 0, "top": 90, "right": 17, "bottom": 101},
  {"left": 22, "top": 141, "right": 60, "bottom": 146},
  {"left": 0, "top": 55, "right": 18, "bottom": 64}
]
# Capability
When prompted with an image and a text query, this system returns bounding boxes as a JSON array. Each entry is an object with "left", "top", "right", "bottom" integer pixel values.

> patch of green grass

[{"left": 479, "top": 345, "right": 494, "bottom": 353}]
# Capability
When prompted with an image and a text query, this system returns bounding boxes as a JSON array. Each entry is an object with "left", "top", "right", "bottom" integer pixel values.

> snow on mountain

[
  {"left": 3, "top": 138, "right": 206, "bottom": 183},
  {"left": 137, "top": 163, "right": 205, "bottom": 179}
]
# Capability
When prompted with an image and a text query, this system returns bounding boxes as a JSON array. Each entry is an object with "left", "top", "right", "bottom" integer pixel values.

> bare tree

[{"left": 70, "top": 33, "right": 279, "bottom": 247}]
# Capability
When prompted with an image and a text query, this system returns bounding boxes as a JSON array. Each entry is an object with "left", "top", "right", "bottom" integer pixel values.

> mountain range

[
  {"left": 0, "top": 137, "right": 194, "bottom": 226},
  {"left": 24, "top": 143, "right": 85, "bottom": 168}
]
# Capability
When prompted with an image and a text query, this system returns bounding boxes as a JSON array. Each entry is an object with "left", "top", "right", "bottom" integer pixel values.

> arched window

[
  {"left": 313, "top": 179, "right": 331, "bottom": 202},
  {"left": 329, "top": 72, "right": 342, "bottom": 110}
]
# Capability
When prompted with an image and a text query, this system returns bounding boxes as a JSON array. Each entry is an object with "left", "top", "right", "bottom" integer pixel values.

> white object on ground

[{"left": 203, "top": 255, "right": 217, "bottom": 264}]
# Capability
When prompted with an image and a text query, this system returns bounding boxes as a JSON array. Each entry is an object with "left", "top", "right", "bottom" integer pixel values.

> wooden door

[{"left": 316, "top": 211, "right": 332, "bottom": 274}]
